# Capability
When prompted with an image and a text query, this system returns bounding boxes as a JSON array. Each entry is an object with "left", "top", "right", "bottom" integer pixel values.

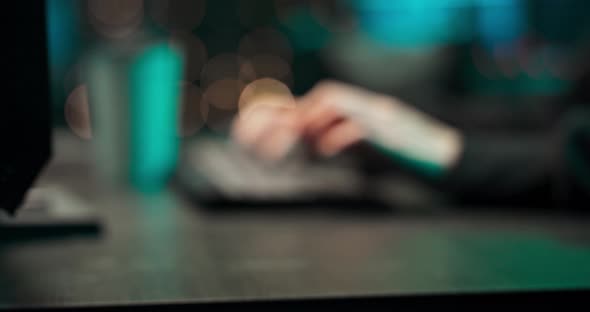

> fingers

[
  {"left": 233, "top": 94, "right": 298, "bottom": 146},
  {"left": 279, "top": 81, "right": 367, "bottom": 158},
  {"left": 254, "top": 120, "right": 300, "bottom": 161},
  {"left": 298, "top": 82, "right": 351, "bottom": 138},
  {"left": 232, "top": 105, "right": 302, "bottom": 162},
  {"left": 231, "top": 80, "right": 370, "bottom": 161},
  {"left": 232, "top": 105, "right": 278, "bottom": 148},
  {"left": 301, "top": 101, "right": 346, "bottom": 138},
  {"left": 315, "top": 119, "right": 365, "bottom": 157}
]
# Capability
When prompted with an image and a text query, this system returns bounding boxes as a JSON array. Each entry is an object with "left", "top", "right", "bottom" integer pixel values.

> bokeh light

[
  {"left": 309, "top": 0, "right": 356, "bottom": 33},
  {"left": 238, "top": 28, "right": 293, "bottom": 64},
  {"left": 87, "top": 0, "right": 144, "bottom": 39},
  {"left": 273, "top": 0, "right": 332, "bottom": 52},
  {"left": 149, "top": 0, "right": 206, "bottom": 31},
  {"left": 203, "top": 78, "right": 244, "bottom": 110},
  {"left": 205, "top": 105, "right": 237, "bottom": 134},
  {"left": 169, "top": 31, "right": 208, "bottom": 82},
  {"left": 237, "top": 0, "right": 276, "bottom": 28},
  {"left": 178, "top": 82, "right": 206, "bottom": 137},
  {"left": 65, "top": 84, "right": 92, "bottom": 140},
  {"left": 476, "top": 0, "right": 526, "bottom": 51},
  {"left": 200, "top": 53, "right": 243, "bottom": 87},
  {"left": 273, "top": 0, "right": 303, "bottom": 25},
  {"left": 493, "top": 46, "right": 518, "bottom": 78},
  {"left": 471, "top": 45, "right": 498, "bottom": 79},
  {"left": 238, "top": 78, "right": 295, "bottom": 115},
  {"left": 239, "top": 54, "right": 293, "bottom": 87}
]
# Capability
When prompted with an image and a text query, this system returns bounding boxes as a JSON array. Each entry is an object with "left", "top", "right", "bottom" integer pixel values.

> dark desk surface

[{"left": 1, "top": 133, "right": 590, "bottom": 309}]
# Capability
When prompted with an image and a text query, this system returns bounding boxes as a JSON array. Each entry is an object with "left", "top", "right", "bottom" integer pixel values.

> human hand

[{"left": 232, "top": 80, "right": 463, "bottom": 170}]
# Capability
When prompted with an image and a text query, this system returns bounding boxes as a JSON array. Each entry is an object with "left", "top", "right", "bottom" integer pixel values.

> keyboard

[{"left": 176, "top": 137, "right": 372, "bottom": 206}]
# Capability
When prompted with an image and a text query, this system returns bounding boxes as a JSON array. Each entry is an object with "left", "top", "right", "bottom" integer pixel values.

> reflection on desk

[{"left": 1, "top": 132, "right": 589, "bottom": 309}]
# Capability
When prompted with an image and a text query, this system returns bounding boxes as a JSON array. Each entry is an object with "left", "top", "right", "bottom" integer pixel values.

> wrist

[{"left": 366, "top": 96, "right": 464, "bottom": 174}]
